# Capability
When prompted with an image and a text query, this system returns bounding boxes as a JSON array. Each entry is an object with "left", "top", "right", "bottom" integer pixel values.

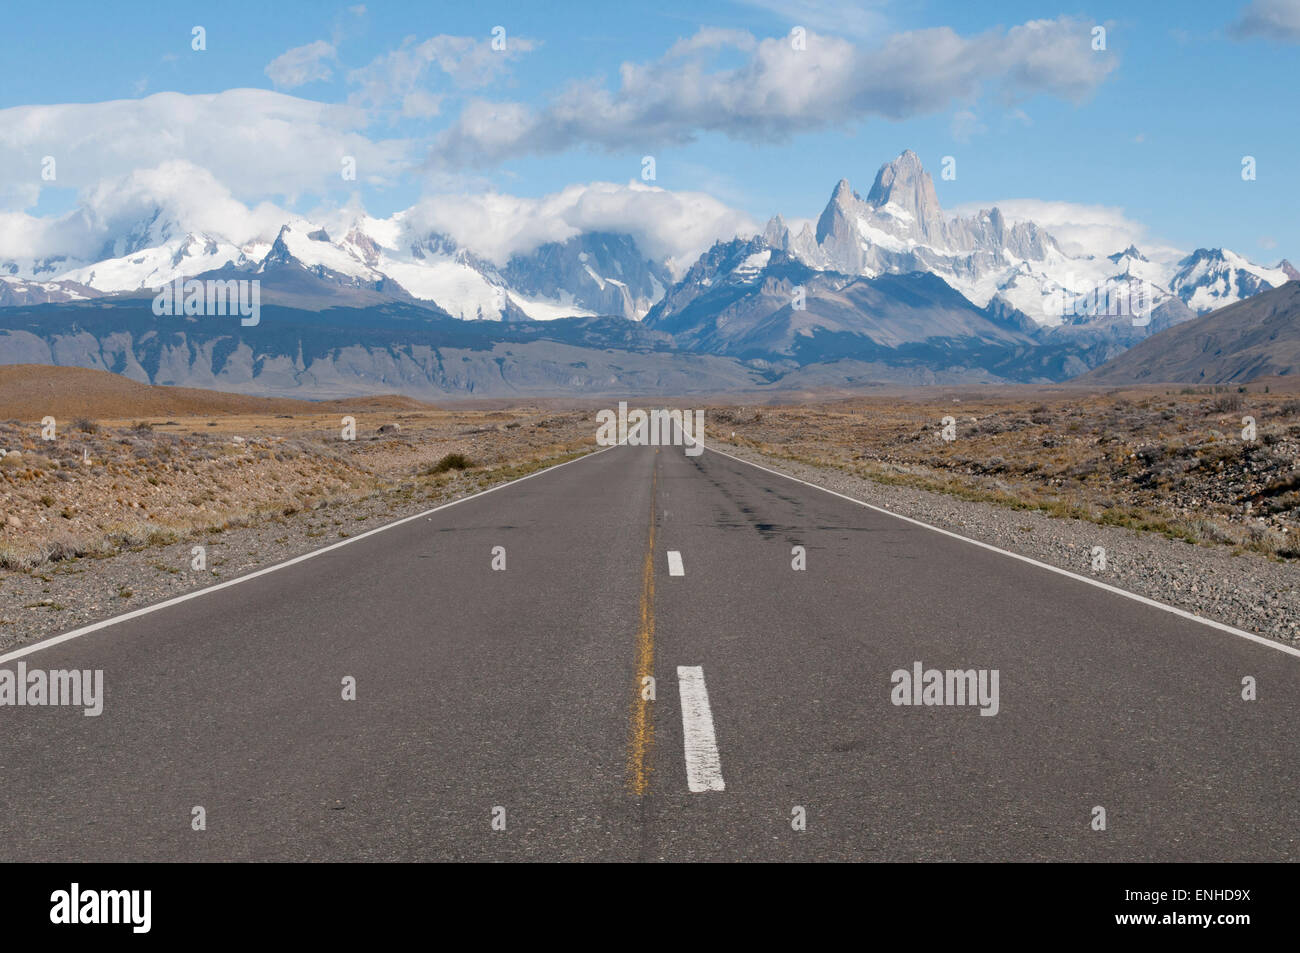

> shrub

[{"left": 426, "top": 453, "right": 476, "bottom": 474}]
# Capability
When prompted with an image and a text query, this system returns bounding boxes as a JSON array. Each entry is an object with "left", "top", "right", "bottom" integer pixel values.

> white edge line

[
  {"left": 0, "top": 444, "right": 617, "bottom": 665},
  {"left": 706, "top": 445, "right": 1300, "bottom": 661}
]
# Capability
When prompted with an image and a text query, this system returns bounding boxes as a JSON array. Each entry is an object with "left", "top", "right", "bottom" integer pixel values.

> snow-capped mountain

[
  {"left": 0, "top": 206, "right": 670, "bottom": 322},
  {"left": 328, "top": 220, "right": 523, "bottom": 320},
  {"left": 640, "top": 151, "right": 1300, "bottom": 377},
  {"left": 1169, "top": 248, "right": 1295, "bottom": 314},
  {"left": 258, "top": 223, "right": 389, "bottom": 289},
  {"left": 766, "top": 150, "right": 1080, "bottom": 323},
  {"left": 806, "top": 153, "right": 1057, "bottom": 276},
  {"left": 503, "top": 233, "right": 670, "bottom": 322},
  {"left": 760, "top": 150, "right": 1289, "bottom": 328},
  {"left": 0, "top": 275, "right": 100, "bottom": 307},
  {"left": 2, "top": 255, "right": 89, "bottom": 281},
  {"left": 0, "top": 150, "right": 1291, "bottom": 336},
  {"left": 44, "top": 205, "right": 271, "bottom": 293},
  {"left": 352, "top": 223, "right": 600, "bottom": 322},
  {"left": 643, "top": 234, "right": 1038, "bottom": 366},
  {"left": 340, "top": 221, "right": 668, "bottom": 321}
]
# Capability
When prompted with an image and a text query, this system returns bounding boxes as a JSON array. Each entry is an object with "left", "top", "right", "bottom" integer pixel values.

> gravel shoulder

[
  {"left": 714, "top": 439, "right": 1299, "bottom": 648},
  {"left": 0, "top": 445, "right": 596, "bottom": 655}
]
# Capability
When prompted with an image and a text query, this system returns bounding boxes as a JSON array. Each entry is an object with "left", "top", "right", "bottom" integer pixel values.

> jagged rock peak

[
  {"left": 865, "top": 149, "right": 941, "bottom": 222},
  {"left": 763, "top": 214, "right": 790, "bottom": 249},
  {"left": 1109, "top": 244, "right": 1148, "bottom": 263}
]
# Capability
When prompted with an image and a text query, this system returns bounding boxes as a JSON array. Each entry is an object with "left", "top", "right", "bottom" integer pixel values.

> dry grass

[
  {"left": 0, "top": 363, "right": 434, "bottom": 419},
  {"left": 0, "top": 404, "right": 596, "bottom": 573},
  {"left": 708, "top": 385, "right": 1300, "bottom": 559}
]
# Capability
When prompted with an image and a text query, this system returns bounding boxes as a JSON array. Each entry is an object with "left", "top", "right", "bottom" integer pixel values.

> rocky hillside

[{"left": 1079, "top": 281, "right": 1300, "bottom": 384}]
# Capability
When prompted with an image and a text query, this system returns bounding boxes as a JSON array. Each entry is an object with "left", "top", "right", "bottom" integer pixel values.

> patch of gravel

[
  {"left": 718, "top": 442, "right": 1300, "bottom": 648},
  {"left": 0, "top": 452, "right": 593, "bottom": 654}
]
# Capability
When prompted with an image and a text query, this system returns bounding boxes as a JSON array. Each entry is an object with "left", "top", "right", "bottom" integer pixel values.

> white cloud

[
  {"left": 429, "top": 18, "right": 1117, "bottom": 167},
  {"left": 400, "top": 89, "right": 445, "bottom": 119},
  {"left": 0, "top": 161, "right": 291, "bottom": 262},
  {"left": 950, "top": 198, "right": 1180, "bottom": 261},
  {"left": 735, "top": 0, "right": 890, "bottom": 39},
  {"left": 0, "top": 90, "right": 413, "bottom": 209},
  {"left": 87, "top": 163, "right": 292, "bottom": 243},
  {"left": 1, "top": 165, "right": 756, "bottom": 282},
  {"left": 398, "top": 181, "right": 758, "bottom": 276},
  {"left": 347, "top": 34, "right": 536, "bottom": 116},
  {"left": 663, "top": 28, "right": 758, "bottom": 58},
  {"left": 265, "top": 40, "right": 337, "bottom": 89},
  {"left": 1231, "top": 0, "right": 1300, "bottom": 40},
  {"left": 950, "top": 110, "right": 986, "bottom": 142}
]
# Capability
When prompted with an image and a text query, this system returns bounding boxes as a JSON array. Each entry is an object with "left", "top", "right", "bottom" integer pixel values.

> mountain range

[
  {"left": 1, "top": 151, "right": 1295, "bottom": 397},
  {"left": 1079, "top": 280, "right": 1300, "bottom": 385},
  {"left": 0, "top": 213, "right": 671, "bottom": 323}
]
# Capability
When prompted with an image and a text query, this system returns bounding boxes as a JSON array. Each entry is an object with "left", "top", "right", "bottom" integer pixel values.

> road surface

[{"left": 1, "top": 443, "right": 1296, "bottom": 861}]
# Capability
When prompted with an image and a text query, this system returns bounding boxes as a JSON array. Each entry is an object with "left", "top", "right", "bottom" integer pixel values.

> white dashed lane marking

[
  {"left": 677, "top": 665, "right": 725, "bottom": 793},
  {"left": 666, "top": 551, "right": 685, "bottom": 577}
]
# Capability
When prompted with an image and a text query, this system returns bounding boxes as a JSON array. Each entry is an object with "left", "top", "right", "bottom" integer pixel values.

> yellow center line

[{"left": 627, "top": 459, "right": 658, "bottom": 795}]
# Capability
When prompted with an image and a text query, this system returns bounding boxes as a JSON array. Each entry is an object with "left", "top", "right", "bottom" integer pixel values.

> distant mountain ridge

[
  {"left": 3, "top": 151, "right": 1295, "bottom": 397},
  {"left": 2, "top": 150, "right": 1290, "bottom": 331},
  {"left": 1, "top": 216, "right": 670, "bottom": 324},
  {"left": 1078, "top": 280, "right": 1300, "bottom": 384},
  {"left": 6, "top": 279, "right": 1297, "bottom": 399}
]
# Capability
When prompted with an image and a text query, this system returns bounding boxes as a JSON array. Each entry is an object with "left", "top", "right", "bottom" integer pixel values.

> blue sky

[{"left": 1, "top": 0, "right": 1297, "bottom": 265}]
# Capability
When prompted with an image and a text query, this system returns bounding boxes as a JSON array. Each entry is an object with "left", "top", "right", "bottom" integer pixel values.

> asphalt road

[{"left": 1, "top": 442, "right": 1297, "bottom": 861}]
